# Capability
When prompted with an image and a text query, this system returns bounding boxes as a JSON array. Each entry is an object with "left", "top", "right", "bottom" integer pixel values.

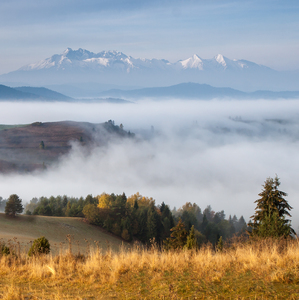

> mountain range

[
  {"left": 99, "top": 83, "right": 299, "bottom": 100},
  {"left": 1, "top": 48, "right": 299, "bottom": 92},
  {"left": 1, "top": 82, "right": 299, "bottom": 101}
]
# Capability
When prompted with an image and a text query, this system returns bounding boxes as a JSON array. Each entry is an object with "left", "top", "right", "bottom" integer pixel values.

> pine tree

[
  {"left": 5, "top": 194, "right": 23, "bottom": 217},
  {"left": 164, "top": 219, "right": 188, "bottom": 250},
  {"left": 248, "top": 176, "right": 295, "bottom": 238}
]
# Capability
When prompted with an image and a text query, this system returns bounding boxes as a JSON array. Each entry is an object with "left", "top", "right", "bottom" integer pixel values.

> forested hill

[{"left": 0, "top": 120, "right": 132, "bottom": 173}]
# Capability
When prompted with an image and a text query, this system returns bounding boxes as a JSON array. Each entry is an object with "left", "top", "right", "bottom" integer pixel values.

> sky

[{"left": 0, "top": 0, "right": 299, "bottom": 74}]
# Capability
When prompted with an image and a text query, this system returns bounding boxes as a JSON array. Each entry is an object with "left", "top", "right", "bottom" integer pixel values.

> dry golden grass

[{"left": 0, "top": 238, "right": 299, "bottom": 299}]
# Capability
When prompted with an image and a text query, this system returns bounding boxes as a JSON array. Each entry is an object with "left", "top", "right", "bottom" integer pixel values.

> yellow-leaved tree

[{"left": 97, "top": 193, "right": 113, "bottom": 209}]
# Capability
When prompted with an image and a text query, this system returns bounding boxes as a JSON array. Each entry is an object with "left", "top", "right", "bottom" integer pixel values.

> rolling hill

[
  {"left": 0, "top": 84, "right": 73, "bottom": 101},
  {"left": 15, "top": 86, "right": 73, "bottom": 101},
  {"left": 0, "top": 120, "right": 130, "bottom": 173},
  {"left": 0, "top": 84, "right": 41, "bottom": 100},
  {"left": 99, "top": 82, "right": 299, "bottom": 100},
  {"left": 0, "top": 213, "right": 127, "bottom": 254}
]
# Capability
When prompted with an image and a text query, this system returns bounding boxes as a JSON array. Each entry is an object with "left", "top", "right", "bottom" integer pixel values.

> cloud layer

[{"left": 0, "top": 99, "right": 299, "bottom": 230}]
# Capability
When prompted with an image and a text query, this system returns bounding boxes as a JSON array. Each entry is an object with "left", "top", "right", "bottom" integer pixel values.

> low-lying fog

[{"left": 1, "top": 99, "right": 299, "bottom": 229}]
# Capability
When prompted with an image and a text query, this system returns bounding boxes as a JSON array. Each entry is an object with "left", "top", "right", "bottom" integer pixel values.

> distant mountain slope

[
  {"left": 15, "top": 86, "right": 73, "bottom": 101},
  {"left": 2, "top": 48, "right": 298, "bottom": 91},
  {"left": 0, "top": 84, "right": 73, "bottom": 101},
  {"left": 99, "top": 83, "right": 246, "bottom": 99},
  {"left": 99, "top": 82, "right": 299, "bottom": 100},
  {"left": 0, "top": 84, "right": 41, "bottom": 100},
  {"left": 0, "top": 120, "right": 131, "bottom": 173}
]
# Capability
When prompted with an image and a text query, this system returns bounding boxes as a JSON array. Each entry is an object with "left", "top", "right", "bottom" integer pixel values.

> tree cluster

[
  {"left": 5, "top": 175, "right": 293, "bottom": 248},
  {"left": 172, "top": 203, "right": 248, "bottom": 245},
  {"left": 83, "top": 192, "right": 174, "bottom": 243},
  {"left": 23, "top": 192, "right": 247, "bottom": 245}
]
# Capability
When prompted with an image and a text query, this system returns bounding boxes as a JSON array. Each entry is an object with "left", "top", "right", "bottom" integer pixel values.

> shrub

[
  {"left": 1, "top": 244, "right": 10, "bottom": 256},
  {"left": 28, "top": 236, "right": 50, "bottom": 256}
]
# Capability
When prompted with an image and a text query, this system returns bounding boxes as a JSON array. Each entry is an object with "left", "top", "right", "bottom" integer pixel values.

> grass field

[
  {"left": 0, "top": 124, "right": 27, "bottom": 131},
  {"left": 0, "top": 230, "right": 299, "bottom": 299},
  {"left": 0, "top": 213, "right": 126, "bottom": 254}
]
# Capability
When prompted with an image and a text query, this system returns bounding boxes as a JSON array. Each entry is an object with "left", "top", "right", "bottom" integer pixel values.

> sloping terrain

[
  {"left": 0, "top": 84, "right": 41, "bottom": 100},
  {"left": 0, "top": 213, "right": 126, "bottom": 254},
  {"left": 15, "top": 86, "right": 73, "bottom": 101},
  {"left": 99, "top": 82, "right": 299, "bottom": 100},
  {"left": 0, "top": 120, "right": 129, "bottom": 173}
]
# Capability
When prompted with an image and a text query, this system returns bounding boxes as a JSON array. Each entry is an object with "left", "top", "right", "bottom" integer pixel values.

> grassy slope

[
  {"left": 0, "top": 239, "right": 299, "bottom": 299},
  {"left": 0, "top": 213, "right": 126, "bottom": 254},
  {"left": 0, "top": 124, "right": 27, "bottom": 131}
]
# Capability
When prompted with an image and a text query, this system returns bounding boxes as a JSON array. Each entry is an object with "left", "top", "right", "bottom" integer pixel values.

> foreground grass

[{"left": 0, "top": 238, "right": 299, "bottom": 299}]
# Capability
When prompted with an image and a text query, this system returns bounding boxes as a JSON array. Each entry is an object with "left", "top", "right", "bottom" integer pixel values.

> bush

[
  {"left": 28, "top": 236, "right": 50, "bottom": 256},
  {"left": 1, "top": 244, "right": 10, "bottom": 256}
]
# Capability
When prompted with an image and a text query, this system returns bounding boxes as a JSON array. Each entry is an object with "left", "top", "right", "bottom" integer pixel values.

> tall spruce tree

[{"left": 248, "top": 176, "right": 295, "bottom": 238}]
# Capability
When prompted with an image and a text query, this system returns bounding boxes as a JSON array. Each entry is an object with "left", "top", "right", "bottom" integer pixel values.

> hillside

[
  {"left": 0, "top": 84, "right": 41, "bottom": 100},
  {"left": 0, "top": 213, "right": 126, "bottom": 254},
  {"left": 99, "top": 82, "right": 299, "bottom": 100},
  {"left": 0, "top": 120, "right": 130, "bottom": 173},
  {"left": 0, "top": 84, "right": 73, "bottom": 101},
  {"left": 15, "top": 86, "right": 73, "bottom": 101}
]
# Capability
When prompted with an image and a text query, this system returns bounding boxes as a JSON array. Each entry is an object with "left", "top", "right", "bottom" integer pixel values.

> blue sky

[{"left": 0, "top": 0, "right": 299, "bottom": 74}]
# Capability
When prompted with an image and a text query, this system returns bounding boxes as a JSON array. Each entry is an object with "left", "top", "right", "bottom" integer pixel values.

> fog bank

[{"left": 0, "top": 99, "right": 299, "bottom": 229}]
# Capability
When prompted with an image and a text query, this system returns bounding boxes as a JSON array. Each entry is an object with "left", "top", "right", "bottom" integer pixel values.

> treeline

[{"left": 22, "top": 192, "right": 247, "bottom": 246}]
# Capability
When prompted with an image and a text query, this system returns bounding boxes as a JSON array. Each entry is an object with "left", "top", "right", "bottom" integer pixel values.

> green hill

[{"left": 0, "top": 213, "right": 127, "bottom": 254}]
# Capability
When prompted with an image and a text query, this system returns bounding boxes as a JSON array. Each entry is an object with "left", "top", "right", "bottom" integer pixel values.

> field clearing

[
  {"left": 0, "top": 237, "right": 299, "bottom": 299},
  {"left": 0, "top": 124, "right": 27, "bottom": 131},
  {"left": 0, "top": 213, "right": 126, "bottom": 254}
]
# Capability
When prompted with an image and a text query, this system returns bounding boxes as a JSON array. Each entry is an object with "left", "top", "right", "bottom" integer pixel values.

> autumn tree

[
  {"left": 164, "top": 219, "right": 188, "bottom": 250},
  {"left": 5, "top": 194, "right": 23, "bottom": 217},
  {"left": 248, "top": 176, "right": 295, "bottom": 238},
  {"left": 184, "top": 225, "right": 198, "bottom": 249}
]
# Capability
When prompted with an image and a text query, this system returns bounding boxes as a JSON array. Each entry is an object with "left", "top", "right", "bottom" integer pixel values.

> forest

[{"left": 0, "top": 191, "right": 248, "bottom": 247}]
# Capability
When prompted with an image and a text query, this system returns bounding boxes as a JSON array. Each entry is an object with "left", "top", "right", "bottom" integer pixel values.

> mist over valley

[{"left": 0, "top": 99, "right": 298, "bottom": 229}]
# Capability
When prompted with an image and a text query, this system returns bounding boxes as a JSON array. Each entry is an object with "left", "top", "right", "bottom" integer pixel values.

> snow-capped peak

[
  {"left": 16, "top": 48, "right": 271, "bottom": 75},
  {"left": 180, "top": 54, "right": 203, "bottom": 70},
  {"left": 214, "top": 54, "right": 226, "bottom": 67}
]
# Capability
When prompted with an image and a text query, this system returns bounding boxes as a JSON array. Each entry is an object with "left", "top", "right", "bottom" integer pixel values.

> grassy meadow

[
  {"left": 0, "top": 233, "right": 299, "bottom": 299},
  {"left": 0, "top": 213, "right": 126, "bottom": 254}
]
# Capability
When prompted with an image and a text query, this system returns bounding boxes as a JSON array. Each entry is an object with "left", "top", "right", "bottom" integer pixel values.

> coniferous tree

[
  {"left": 248, "top": 176, "right": 295, "bottom": 238},
  {"left": 184, "top": 225, "right": 198, "bottom": 250},
  {"left": 5, "top": 194, "right": 23, "bottom": 217},
  {"left": 164, "top": 219, "right": 188, "bottom": 250}
]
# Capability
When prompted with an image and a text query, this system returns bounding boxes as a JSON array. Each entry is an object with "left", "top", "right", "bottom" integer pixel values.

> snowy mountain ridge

[
  {"left": 19, "top": 48, "right": 267, "bottom": 73},
  {"left": 2, "top": 48, "right": 298, "bottom": 92}
]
